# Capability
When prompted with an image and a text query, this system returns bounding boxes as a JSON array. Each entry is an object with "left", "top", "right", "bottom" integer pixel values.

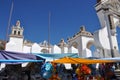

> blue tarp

[
  {"left": 35, "top": 53, "right": 79, "bottom": 60},
  {"left": 0, "top": 50, "right": 45, "bottom": 63},
  {"left": 100, "top": 57, "right": 120, "bottom": 61}
]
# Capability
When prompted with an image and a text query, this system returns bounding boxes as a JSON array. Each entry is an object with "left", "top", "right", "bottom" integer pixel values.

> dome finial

[{"left": 16, "top": 20, "right": 20, "bottom": 27}]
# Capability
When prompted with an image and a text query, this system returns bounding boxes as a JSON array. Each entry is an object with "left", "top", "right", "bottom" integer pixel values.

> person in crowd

[{"left": 99, "top": 63, "right": 105, "bottom": 78}]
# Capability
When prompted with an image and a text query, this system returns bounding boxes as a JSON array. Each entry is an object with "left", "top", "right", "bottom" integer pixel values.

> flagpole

[
  {"left": 5, "top": 0, "right": 14, "bottom": 49},
  {"left": 48, "top": 11, "right": 51, "bottom": 53}
]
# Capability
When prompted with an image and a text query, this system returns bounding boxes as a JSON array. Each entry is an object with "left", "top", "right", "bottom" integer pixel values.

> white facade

[
  {"left": 94, "top": 27, "right": 111, "bottom": 49},
  {"left": 83, "top": 48, "right": 92, "bottom": 58},
  {"left": 5, "top": 21, "right": 79, "bottom": 54},
  {"left": 94, "top": 0, "right": 120, "bottom": 57},
  {"left": 51, "top": 45, "right": 61, "bottom": 53},
  {"left": 68, "top": 46, "right": 79, "bottom": 53},
  {"left": 6, "top": 37, "right": 23, "bottom": 52},
  {"left": 31, "top": 43, "right": 41, "bottom": 53},
  {"left": 23, "top": 45, "right": 31, "bottom": 53},
  {"left": 68, "top": 26, "right": 94, "bottom": 57}
]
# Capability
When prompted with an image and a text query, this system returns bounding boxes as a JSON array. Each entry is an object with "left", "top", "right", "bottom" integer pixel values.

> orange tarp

[
  {"left": 51, "top": 57, "right": 114, "bottom": 64},
  {"left": 72, "top": 57, "right": 114, "bottom": 64},
  {"left": 51, "top": 57, "right": 79, "bottom": 64}
]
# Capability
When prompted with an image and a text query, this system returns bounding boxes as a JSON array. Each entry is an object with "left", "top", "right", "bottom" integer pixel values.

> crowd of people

[
  {"left": 0, "top": 62, "right": 119, "bottom": 80},
  {"left": 41, "top": 62, "right": 119, "bottom": 80}
]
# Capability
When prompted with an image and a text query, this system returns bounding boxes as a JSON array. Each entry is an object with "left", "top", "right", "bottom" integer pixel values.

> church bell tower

[
  {"left": 5, "top": 20, "right": 24, "bottom": 52},
  {"left": 10, "top": 20, "right": 24, "bottom": 38}
]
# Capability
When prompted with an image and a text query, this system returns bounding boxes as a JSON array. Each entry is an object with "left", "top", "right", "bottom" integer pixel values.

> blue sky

[{"left": 0, "top": 0, "right": 119, "bottom": 46}]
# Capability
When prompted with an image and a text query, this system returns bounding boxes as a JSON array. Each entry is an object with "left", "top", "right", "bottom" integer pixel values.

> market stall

[
  {"left": 0, "top": 50, "right": 45, "bottom": 80},
  {"left": 51, "top": 57, "right": 117, "bottom": 80}
]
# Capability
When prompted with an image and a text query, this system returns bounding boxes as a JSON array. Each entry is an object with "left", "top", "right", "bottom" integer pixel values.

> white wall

[
  {"left": 52, "top": 45, "right": 61, "bottom": 53},
  {"left": 64, "top": 47, "right": 68, "bottom": 53},
  {"left": 83, "top": 48, "right": 92, "bottom": 57},
  {"left": 6, "top": 41, "right": 16, "bottom": 51},
  {"left": 69, "top": 46, "right": 78, "bottom": 53},
  {"left": 23, "top": 45, "right": 31, "bottom": 53},
  {"left": 94, "top": 27, "right": 110, "bottom": 49},
  {"left": 6, "top": 37, "right": 23, "bottom": 52},
  {"left": 31, "top": 43, "right": 40, "bottom": 53}
]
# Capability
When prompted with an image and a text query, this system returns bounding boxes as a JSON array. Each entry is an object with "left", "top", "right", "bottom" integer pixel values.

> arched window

[
  {"left": 14, "top": 31, "right": 16, "bottom": 35},
  {"left": 18, "top": 31, "right": 20, "bottom": 35}
]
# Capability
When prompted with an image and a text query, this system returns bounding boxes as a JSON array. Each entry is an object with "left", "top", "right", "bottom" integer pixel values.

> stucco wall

[{"left": 6, "top": 37, "right": 23, "bottom": 52}]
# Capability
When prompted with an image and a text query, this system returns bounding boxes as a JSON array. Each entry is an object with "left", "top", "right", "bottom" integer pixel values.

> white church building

[
  {"left": 5, "top": 0, "right": 120, "bottom": 58},
  {"left": 5, "top": 20, "right": 94, "bottom": 57},
  {"left": 5, "top": 20, "right": 79, "bottom": 54}
]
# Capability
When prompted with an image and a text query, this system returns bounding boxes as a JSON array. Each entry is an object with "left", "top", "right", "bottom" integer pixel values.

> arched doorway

[
  {"left": 116, "top": 27, "right": 120, "bottom": 52},
  {"left": 86, "top": 41, "right": 96, "bottom": 57}
]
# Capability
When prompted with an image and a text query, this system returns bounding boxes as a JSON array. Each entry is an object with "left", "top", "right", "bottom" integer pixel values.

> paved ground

[{"left": 115, "top": 69, "right": 120, "bottom": 79}]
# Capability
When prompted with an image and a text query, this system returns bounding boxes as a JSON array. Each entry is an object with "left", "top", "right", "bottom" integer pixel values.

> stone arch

[
  {"left": 86, "top": 40, "right": 97, "bottom": 57},
  {"left": 71, "top": 41, "right": 78, "bottom": 48},
  {"left": 41, "top": 49, "right": 49, "bottom": 53},
  {"left": 86, "top": 41, "right": 94, "bottom": 49}
]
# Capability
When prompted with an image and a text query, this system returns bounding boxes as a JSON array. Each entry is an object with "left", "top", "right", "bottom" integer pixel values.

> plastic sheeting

[
  {"left": 35, "top": 53, "right": 79, "bottom": 61},
  {"left": 51, "top": 57, "right": 114, "bottom": 64},
  {"left": 0, "top": 50, "right": 45, "bottom": 64}
]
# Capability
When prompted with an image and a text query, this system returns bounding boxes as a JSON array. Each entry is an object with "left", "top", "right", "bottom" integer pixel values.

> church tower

[
  {"left": 94, "top": 0, "right": 120, "bottom": 57},
  {"left": 5, "top": 20, "right": 24, "bottom": 52}
]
